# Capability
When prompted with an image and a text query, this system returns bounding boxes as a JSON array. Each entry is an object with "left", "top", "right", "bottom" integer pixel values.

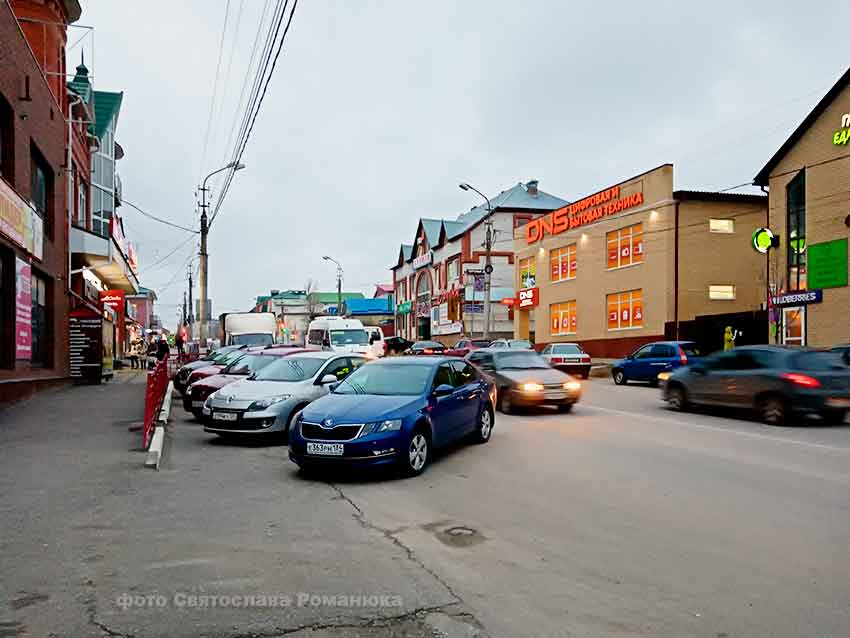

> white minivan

[{"left": 306, "top": 317, "right": 373, "bottom": 357}]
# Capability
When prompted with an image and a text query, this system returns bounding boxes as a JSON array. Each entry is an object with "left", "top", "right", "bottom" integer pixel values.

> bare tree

[{"left": 304, "top": 278, "right": 320, "bottom": 319}]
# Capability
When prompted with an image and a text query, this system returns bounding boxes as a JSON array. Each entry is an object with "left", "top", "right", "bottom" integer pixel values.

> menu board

[{"left": 69, "top": 308, "right": 103, "bottom": 381}]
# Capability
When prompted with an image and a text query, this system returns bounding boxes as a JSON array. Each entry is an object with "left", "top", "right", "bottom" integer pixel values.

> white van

[
  {"left": 306, "top": 317, "right": 373, "bottom": 356},
  {"left": 364, "top": 326, "right": 386, "bottom": 358}
]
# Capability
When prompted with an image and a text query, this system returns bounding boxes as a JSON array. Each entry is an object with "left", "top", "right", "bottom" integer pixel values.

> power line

[
  {"left": 212, "top": 0, "right": 246, "bottom": 167},
  {"left": 197, "top": 0, "right": 232, "bottom": 184},
  {"left": 136, "top": 235, "right": 196, "bottom": 276},
  {"left": 122, "top": 199, "right": 199, "bottom": 234}
]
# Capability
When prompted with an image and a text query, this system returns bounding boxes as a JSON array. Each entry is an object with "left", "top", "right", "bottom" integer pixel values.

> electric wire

[{"left": 197, "top": 0, "right": 232, "bottom": 184}]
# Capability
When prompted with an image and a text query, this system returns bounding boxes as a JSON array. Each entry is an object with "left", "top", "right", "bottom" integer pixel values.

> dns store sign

[{"left": 518, "top": 287, "right": 539, "bottom": 309}]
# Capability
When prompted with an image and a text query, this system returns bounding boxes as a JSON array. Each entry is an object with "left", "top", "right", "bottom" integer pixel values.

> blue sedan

[{"left": 289, "top": 357, "right": 496, "bottom": 476}]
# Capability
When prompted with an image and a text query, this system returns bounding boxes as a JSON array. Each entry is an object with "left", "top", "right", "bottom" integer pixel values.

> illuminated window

[
  {"left": 709, "top": 218, "right": 734, "bottom": 233},
  {"left": 709, "top": 285, "right": 736, "bottom": 300},
  {"left": 519, "top": 257, "right": 536, "bottom": 288},
  {"left": 550, "top": 301, "right": 577, "bottom": 336},
  {"left": 606, "top": 223, "right": 644, "bottom": 269},
  {"left": 550, "top": 244, "right": 577, "bottom": 282},
  {"left": 606, "top": 289, "right": 643, "bottom": 330}
]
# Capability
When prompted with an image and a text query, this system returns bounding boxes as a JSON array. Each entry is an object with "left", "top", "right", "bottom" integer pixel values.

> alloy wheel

[
  {"left": 613, "top": 370, "right": 627, "bottom": 385},
  {"left": 762, "top": 397, "right": 785, "bottom": 426},
  {"left": 668, "top": 387, "right": 685, "bottom": 411},
  {"left": 478, "top": 410, "right": 492, "bottom": 442},
  {"left": 408, "top": 434, "right": 429, "bottom": 472}
]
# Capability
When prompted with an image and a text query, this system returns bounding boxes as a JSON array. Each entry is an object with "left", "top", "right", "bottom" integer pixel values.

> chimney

[{"left": 525, "top": 180, "right": 539, "bottom": 197}]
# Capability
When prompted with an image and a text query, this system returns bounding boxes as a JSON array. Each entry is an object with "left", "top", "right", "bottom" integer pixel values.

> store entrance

[{"left": 782, "top": 306, "right": 805, "bottom": 346}]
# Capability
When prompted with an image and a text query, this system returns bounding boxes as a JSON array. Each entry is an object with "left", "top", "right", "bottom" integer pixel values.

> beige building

[
  {"left": 513, "top": 164, "right": 767, "bottom": 357},
  {"left": 753, "top": 67, "right": 850, "bottom": 347}
]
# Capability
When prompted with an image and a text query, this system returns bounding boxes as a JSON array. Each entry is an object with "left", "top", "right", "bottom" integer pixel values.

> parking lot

[{"left": 3, "top": 376, "right": 850, "bottom": 637}]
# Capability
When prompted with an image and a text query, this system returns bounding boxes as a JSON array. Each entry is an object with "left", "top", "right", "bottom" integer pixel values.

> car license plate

[
  {"left": 213, "top": 412, "right": 238, "bottom": 422},
  {"left": 307, "top": 442, "right": 344, "bottom": 456},
  {"left": 826, "top": 397, "right": 850, "bottom": 408},
  {"left": 192, "top": 400, "right": 204, "bottom": 408},
  {"left": 545, "top": 391, "right": 566, "bottom": 400}
]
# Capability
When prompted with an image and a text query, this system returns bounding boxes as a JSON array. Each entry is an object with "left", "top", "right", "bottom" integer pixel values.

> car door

[
  {"left": 429, "top": 363, "right": 463, "bottom": 445},
  {"left": 698, "top": 351, "right": 743, "bottom": 405},
  {"left": 626, "top": 345, "right": 656, "bottom": 380},
  {"left": 648, "top": 344, "right": 677, "bottom": 376},
  {"left": 450, "top": 361, "right": 484, "bottom": 434},
  {"left": 313, "top": 357, "right": 356, "bottom": 399}
]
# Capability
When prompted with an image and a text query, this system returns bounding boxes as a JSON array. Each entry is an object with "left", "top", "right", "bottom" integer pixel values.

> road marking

[
  {"left": 579, "top": 404, "right": 849, "bottom": 453},
  {"left": 146, "top": 557, "right": 217, "bottom": 570}
]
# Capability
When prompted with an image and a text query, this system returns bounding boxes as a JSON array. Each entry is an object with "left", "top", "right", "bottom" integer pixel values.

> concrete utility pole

[
  {"left": 323, "top": 256, "right": 344, "bottom": 315},
  {"left": 459, "top": 183, "right": 493, "bottom": 338},
  {"left": 187, "top": 266, "right": 193, "bottom": 324},
  {"left": 182, "top": 291, "right": 187, "bottom": 325},
  {"left": 197, "top": 162, "right": 244, "bottom": 346}
]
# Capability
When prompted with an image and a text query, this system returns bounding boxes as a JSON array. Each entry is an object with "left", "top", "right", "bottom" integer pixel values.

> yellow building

[
  {"left": 753, "top": 67, "right": 850, "bottom": 347},
  {"left": 513, "top": 164, "right": 767, "bottom": 357}
]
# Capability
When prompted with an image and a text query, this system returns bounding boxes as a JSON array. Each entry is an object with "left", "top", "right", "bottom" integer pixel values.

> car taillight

[
  {"left": 678, "top": 347, "right": 687, "bottom": 364},
  {"left": 781, "top": 372, "right": 821, "bottom": 388},
  {"left": 423, "top": 349, "right": 433, "bottom": 354},
  {"left": 581, "top": 354, "right": 590, "bottom": 362},
  {"left": 552, "top": 357, "right": 564, "bottom": 363}
]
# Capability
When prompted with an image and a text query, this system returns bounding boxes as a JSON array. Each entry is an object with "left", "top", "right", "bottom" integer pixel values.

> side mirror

[
  {"left": 322, "top": 338, "right": 331, "bottom": 348},
  {"left": 432, "top": 384, "right": 454, "bottom": 397},
  {"left": 319, "top": 374, "right": 338, "bottom": 385}
]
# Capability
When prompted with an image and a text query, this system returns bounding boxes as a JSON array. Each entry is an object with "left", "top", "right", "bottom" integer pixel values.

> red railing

[{"left": 143, "top": 358, "right": 170, "bottom": 449}]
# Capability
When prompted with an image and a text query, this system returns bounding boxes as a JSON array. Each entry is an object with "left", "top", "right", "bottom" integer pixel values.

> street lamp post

[
  {"left": 197, "top": 162, "right": 245, "bottom": 347},
  {"left": 323, "top": 256, "right": 343, "bottom": 316},
  {"left": 459, "top": 183, "right": 493, "bottom": 339}
]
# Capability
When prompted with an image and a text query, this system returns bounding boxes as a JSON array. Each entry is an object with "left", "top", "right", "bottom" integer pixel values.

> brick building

[{"left": 0, "top": 0, "right": 80, "bottom": 401}]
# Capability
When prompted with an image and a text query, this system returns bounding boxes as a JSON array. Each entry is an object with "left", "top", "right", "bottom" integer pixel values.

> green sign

[
  {"left": 397, "top": 301, "right": 412, "bottom": 315},
  {"left": 833, "top": 128, "right": 850, "bottom": 146},
  {"left": 808, "top": 238, "right": 848, "bottom": 289},
  {"left": 751, "top": 227, "right": 774, "bottom": 254}
]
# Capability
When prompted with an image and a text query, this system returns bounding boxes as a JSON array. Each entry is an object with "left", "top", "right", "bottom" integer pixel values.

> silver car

[{"left": 203, "top": 351, "right": 366, "bottom": 440}]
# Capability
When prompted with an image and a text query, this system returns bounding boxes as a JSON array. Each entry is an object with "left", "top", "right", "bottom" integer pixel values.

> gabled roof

[
  {"left": 309, "top": 291, "right": 365, "bottom": 304},
  {"left": 68, "top": 63, "right": 92, "bottom": 104},
  {"left": 455, "top": 182, "right": 568, "bottom": 226},
  {"left": 92, "top": 90, "right": 123, "bottom": 140},
  {"left": 754, "top": 66, "right": 850, "bottom": 186},
  {"left": 440, "top": 220, "right": 465, "bottom": 242},
  {"left": 418, "top": 218, "right": 443, "bottom": 247},
  {"left": 391, "top": 244, "right": 413, "bottom": 270}
]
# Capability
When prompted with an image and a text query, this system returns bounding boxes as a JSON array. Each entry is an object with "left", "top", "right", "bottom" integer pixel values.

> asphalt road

[{"left": 2, "top": 374, "right": 849, "bottom": 637}]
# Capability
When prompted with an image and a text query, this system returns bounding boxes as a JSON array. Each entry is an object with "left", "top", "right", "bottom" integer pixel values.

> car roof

[
  {"left": 258, "top": 347, "right": 308, "bottom": 356},
  {"left": 372, "top": 356, "right": 451, "bottom": 366},
  {"left": 277, "top": 350, "right": 351, "bottom": 360}
]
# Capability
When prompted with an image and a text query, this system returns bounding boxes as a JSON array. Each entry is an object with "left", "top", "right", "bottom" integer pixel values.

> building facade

[
  {"left": 392, "top": 181, "right": 567, "bottom": 345},
  {"left": 754, "top": 67, "right": 850, "bottom": 347},
  {"left": 0, "top": 0, "right": 79, "bottom": 400},
  {"left": 513, "top": 164, "right": 768, "bottom": 357}
]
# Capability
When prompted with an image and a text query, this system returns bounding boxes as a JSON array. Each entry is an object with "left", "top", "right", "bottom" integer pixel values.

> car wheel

[
  {"left": 499, "top": 388, "right": 513, "bottom": 414},
  {"left": 821, "top": 409, "right": 846, "bottom": 425},
  {"left": 474, "top": 407, "right": 494, "bottom": 443},
  {"left": 666, "top": 385, "right": 688, "bottom": 411},
  {"left": 760, "top": 395, "right": 789, "bottom": 426},
  {"left": 404, "top": 428, "right": 430, "bottom": 476},
  {"left": 557, "top": 403, "right": 573, "bottom": 413},
  {"left": 613, "top": 369, "right": 627, "bottom": 385}
]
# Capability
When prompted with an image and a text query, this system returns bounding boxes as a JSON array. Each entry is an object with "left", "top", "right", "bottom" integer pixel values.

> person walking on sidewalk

[{"left": 156, "top": 336, "right": 170, "bottom": 362}]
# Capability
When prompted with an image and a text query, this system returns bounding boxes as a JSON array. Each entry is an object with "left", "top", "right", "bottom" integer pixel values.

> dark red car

[
  {"left": 445, "top": 338, "right": 491, "bottom": 358},
  {"left": 183, "top": 347, "right": 305, "bottom": 418}
]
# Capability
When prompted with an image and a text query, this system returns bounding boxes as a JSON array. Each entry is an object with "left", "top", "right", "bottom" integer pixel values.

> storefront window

[
  {"left": 447, "top": 258, "right": 459, "bottom": 283},
  {"left": 550, "top": 301, "right": 577, "bottom": 335},
  {"left": 550, "top": 244, "right": 577, "bottom": 282},
  {"left": 606, "top": 223, "right": 644, "bottom": 269},
  {"left": 606, "top": 289, "right": 643, "bottom": 330},
  {"left": 31, "top": 273, "right": 48, "bottom": 365},
  {"left": 519, "top": 257, "right": 536, "bottom": 288},
  {"left": 787, "top": 171, "right": 806, "bottom": 291}
]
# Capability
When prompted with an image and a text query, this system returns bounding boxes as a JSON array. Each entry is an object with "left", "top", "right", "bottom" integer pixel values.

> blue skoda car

[{"left": 289, "top": 357, "right": 496, "bottom": 476}]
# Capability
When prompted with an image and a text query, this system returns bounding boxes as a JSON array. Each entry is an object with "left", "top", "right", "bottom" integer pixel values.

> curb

[
  {"left": 589, "top": 363, "right": 612, "bottom": 379},
  {"left": 145, "top": 381, "right": 173, "bottom": 471}
]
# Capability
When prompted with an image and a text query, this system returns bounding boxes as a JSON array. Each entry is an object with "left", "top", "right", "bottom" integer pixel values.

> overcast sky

[{"left": 72, "top": 0, "right": 848, "bottom": 326}]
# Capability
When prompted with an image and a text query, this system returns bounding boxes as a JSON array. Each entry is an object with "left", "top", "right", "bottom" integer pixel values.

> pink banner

[{"left": 15, "top": 258, "right": 32, "bottom": 360}]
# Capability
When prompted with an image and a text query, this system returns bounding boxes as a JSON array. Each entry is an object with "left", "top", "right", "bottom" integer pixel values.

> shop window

[
  {"left": 550, "top": 300, "right": 577, "bottom": 336},
  {"left": 0, "top": 95, "right": 12, "bottom": 183},
  {"left": 77, "top": 179, "right": 88, "bottom": 227},
  {"left": 550, "top": 244, "right": 577, "bottom": 282},
  {"left": 606, "top": 223, "right": 644, "bottom": 269},
  {"left": 709, "top": 218, "right": 734, "bottom": 234},
  {"left": 519, "top": 257, "right": 536, "bottom": 288},
  {"left": 606, "top": 289, "right": 643, "bottom": 330},
  {"left": 31, "top": 146, "right": 52, "bottom": 238},
  {"left": 31, "top": 272, "right": 48, "bottom": 366},
  {"left": 786, "top": 171, "right": 806, "bottom": 291},
  {"left": 708, "top": 285, "right": 735, "bottom": 300},
  {"left": 447, "top": 257, "right": 459, "bottom": 283}
]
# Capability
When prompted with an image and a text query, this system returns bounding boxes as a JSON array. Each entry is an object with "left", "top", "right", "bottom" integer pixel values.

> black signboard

[
  {"left": 770, "top": 289, "right": 823, "bottom": 308},
  {"left": 69, "top": 307, "right": 103, "bottom": 383}
]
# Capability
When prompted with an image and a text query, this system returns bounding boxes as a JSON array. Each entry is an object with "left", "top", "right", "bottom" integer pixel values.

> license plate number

[
  {"left": 545, "top": 391, "right": 566, "bottom": 400},
  {"left": 826, "top": 397, "right": 850, "bottom": 408},
  {"left": 307, "top": 442, "right": 344, "bottom": 456},
  {"left": 213, "top": 412, "right": 238, "bottom": 422},
  {"left": 192, "top": 400, "right": 204, "bottom": 408}
]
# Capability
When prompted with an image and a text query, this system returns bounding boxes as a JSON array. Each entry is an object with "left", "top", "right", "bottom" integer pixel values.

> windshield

[
  {"left": 253, "top": 357, "right": 324, "bottom": 382},
  {"left": 680, "top": 343, "right": 700, "bottom": 356},
  {"left": 231, "top": 333, "right": 274, "bottom": 346},
  {"left": 414, "top": 341, "right": 443, "bottom": 349},
  {"left": 555, "top": 344, "right": 582, "bottom": 355},
  {"left": 495, "top": 351, "right": 550, "bottom": 370},
  {"left": 509, "top": 340, "right": 532, "bottom": 348},
  {"left": 223, "top": 354, "right": 274, "bottom": 376},
  {"left": 335, "top": 363, "right": 432, "bottom": 395},
  {"left": 216, "top": 350, "right": 247, "bottom": 366},
  {"left": 330, "top": 329, "right": 368, "bottom": 346},
  {"left": 792, "top": 351, "right": 847, "bottom": 371},
  {"left": 471, "top": 340, "right": 491, "bottom": 348}
]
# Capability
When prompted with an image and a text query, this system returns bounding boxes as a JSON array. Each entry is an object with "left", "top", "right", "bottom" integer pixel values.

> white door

[{"left": 782, "top": 307, "right": 805, "bottom": 346}]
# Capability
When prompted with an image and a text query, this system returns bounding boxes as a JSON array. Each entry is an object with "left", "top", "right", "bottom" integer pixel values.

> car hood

[
  {"left": 497, "top": 367, "right": 570, "bottom": 385},
  {"left": 302, "top": 393, "right": 423, "bottom": 424},
  {"left": 332, "top": 345, "right": 372, "bottom": 356},
  {"left": 189, "top": 365, "right": 223, "bottom": 380},
  {"left": 192, "top": 374, "right": 245, "bottom": 390},
  {"left": 217, "top": 378, "right": 309, "bottom": 401},
  {"left": 180, "top": 359, "right": 215, "bottom": 374}
]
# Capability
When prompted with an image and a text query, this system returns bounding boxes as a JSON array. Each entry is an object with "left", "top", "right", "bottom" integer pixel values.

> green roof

[
  {"left": 92, "top": 90, "right": 123, "bottom": 140},
  {"left": 68, "top": 63, "right": 92, "bottom": 104},
  {"left": 309, "top": 292, "right": 365, "bottom": 304}
]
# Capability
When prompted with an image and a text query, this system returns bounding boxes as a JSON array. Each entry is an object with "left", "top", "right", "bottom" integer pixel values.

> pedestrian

[
  {"left": 156, "top": 336, "right": 170, "bottom": 362},
  {"left": 175, "top": 331, "right": 185, "bottom": 359},
  {"left": 128, "top": 339, "right": 142, "bottom": 369}
]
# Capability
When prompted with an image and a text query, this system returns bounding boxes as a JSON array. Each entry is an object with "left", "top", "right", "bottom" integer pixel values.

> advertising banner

[
  {"left": 69, "top": 307, "right": 103, "bottom": 381},
  {"left": 518, "top": 287, "right": 539, "bottom": 309},
  {"left": 14, "top": 258, "right": 32, "bottom": 360},
  {"left": 1, "top": 179, "right": 42, "bottom": 260},
  {"left": 100, "top": 290, "right": 126, "bottom": 354},
  {"left": 807, "top": 239, "right": 848, "bottom": 289}
]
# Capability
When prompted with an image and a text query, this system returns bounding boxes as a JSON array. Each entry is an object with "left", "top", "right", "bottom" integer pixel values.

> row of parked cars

[
  {"left": 173, "top": 340, "right": 586, "bottom": 476},
  {"left": 608, "top": 339, "right": 850, "bottom": 427}
]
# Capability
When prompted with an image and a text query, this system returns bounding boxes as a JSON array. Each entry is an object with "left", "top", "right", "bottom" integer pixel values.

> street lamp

[
  {"left": 459, "top": 182, "right": 494, "bottom": 339},
  {"left": 197, "top": 161, "right": 246, "bottom": 346},
  {"left": 323, "top": 255, "right": 343, "bottom": 316}
]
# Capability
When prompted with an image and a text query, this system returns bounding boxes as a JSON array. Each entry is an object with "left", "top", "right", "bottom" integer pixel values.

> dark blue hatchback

[
  {"left": 612, "top": 341, "right": 701, "bottom": 385},
  {"left": 289, "top": 357, "right": 496, "bottom": 476}
]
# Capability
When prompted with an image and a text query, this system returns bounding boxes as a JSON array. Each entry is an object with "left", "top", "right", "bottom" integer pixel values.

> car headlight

[
  {"left": 521, "top": 382, "right": 544, "bottom": 393},
  {"left": 358, "top": 419, "right": 402, "bottom": 438},
  {"left": 247, "top": 395, "right": 290, "bottom": 411},
  {"left": 564, "top": 380, "right": 582, "bottom": 391},
  {"left": 203, "top": 394, "right": 213, "bottom": 409},
  {"left": 657, "top": 371, "right": 671, "bottom": 382}
]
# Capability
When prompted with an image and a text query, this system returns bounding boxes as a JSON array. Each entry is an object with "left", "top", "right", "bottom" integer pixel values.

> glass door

[{"left": 782, "top": 307, "right": 805, "bottom": 346}]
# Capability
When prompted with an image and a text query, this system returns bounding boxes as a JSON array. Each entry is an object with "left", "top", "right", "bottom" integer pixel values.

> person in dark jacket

[{"left": 156, "top": 337, "right": 170, "bottom": 361}]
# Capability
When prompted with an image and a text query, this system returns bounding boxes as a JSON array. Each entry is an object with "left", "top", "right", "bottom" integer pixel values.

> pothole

[{"left": 428, "top": 524, "right": 486, "bottom": 548}]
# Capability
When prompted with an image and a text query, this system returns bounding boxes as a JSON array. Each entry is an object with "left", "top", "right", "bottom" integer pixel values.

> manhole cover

[{"left": 446, "top": 526, "right": 476, "bottom": 537}]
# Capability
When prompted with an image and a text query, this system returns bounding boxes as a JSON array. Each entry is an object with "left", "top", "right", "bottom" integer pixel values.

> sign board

[
  {"left": 432, "top": 321, "right": 462, "bottom": 336},
  {"left": 69, "top": 307, "right": 104, "bottom": 381},
  {"left": 770, "top": 289, "right": 823, "bottom": 307},
  {"left": 463, "top": 302, "right": 483, "bottom": 314},
  {"left": 15, "top": 258, "right": 32, "bottom": 359},
  {"left": 396, "top": 300, "right": 412, "bottom": 315},
  {"left": 517, "top": 287, "right": 539, "bottom": 309},
  {"left": 807, "top": 239, "right": 848, "bottom": 289},
  {"left": 100, "top": 290, "right": 126, "bottom": 353},
  {"left": 412, "top": 251, "right": 433, "bottom": 270},
  {"left": 832, "top": 113, "right": 850, "bottom": 145},
  {"left": 1, "top": 178, "right": 42, "bottom": 260}
]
